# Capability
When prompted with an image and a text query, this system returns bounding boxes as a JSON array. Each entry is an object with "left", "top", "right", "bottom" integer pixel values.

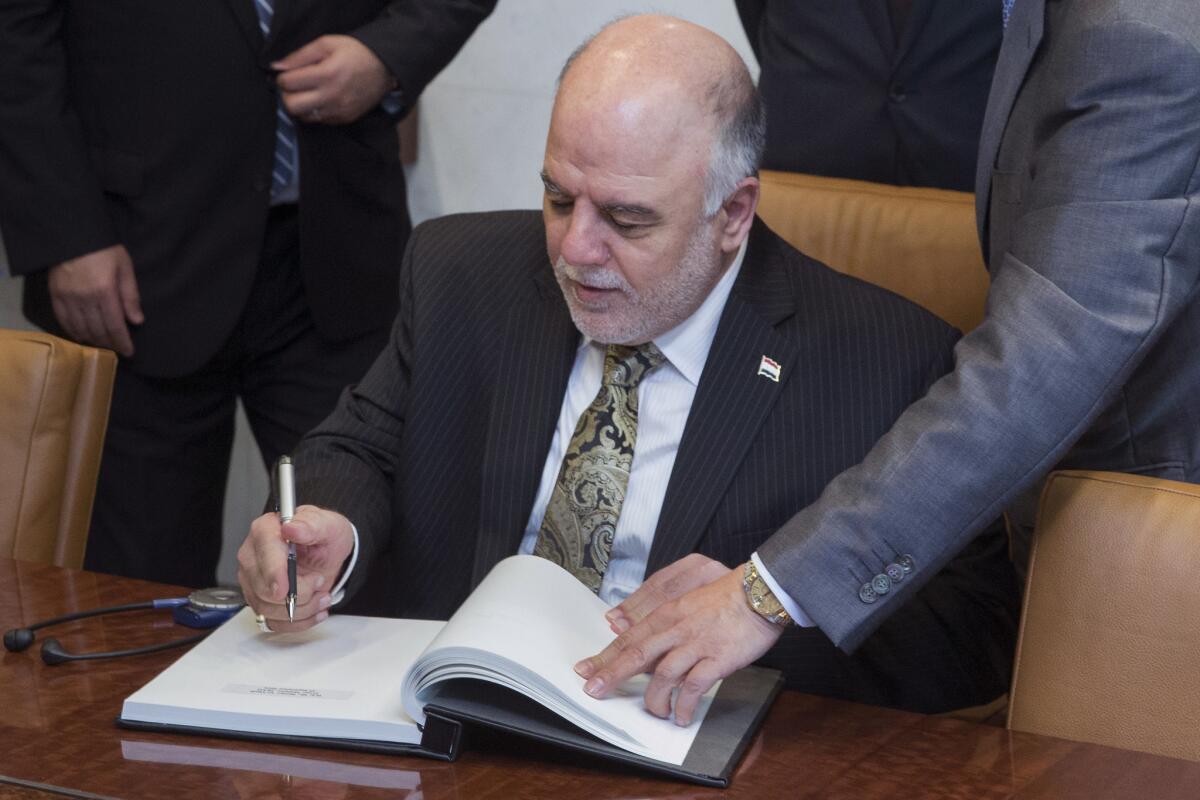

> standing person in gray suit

[
  {"left": 237, "top": 14, "right": 1019, "bottom": 718},
  {"left": 577, "top": 0, "right": 1200, "bottom": 718}
]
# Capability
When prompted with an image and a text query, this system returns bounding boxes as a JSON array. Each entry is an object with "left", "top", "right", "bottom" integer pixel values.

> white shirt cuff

[
  {"left": 750, "top": 551, "right": 815, "bottom": 627},
  {"left": 329, "top": 522, "right": 360, "bottom": 607}
]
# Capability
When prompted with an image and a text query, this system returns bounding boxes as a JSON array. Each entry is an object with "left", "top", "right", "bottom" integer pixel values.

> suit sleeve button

[
  {"left": 859, "top": 582, "right": 878, "bottom": 604},
  {"left": 871, "top": 574, "right": 892, "bottom": 594},
  {"left": 885, "top": 563, "right": 905, "bottom": 583},
  {"left": 897, "top": 554, "right": 916, "bottom": 573}
]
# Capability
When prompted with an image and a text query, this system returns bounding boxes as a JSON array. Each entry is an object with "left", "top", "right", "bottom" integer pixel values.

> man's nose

[{"left": 559, "top": 207, "right": 607, "bottom": 267}]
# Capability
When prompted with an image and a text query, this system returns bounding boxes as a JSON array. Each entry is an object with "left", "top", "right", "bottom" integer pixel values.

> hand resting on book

[
  {"left": 573, "top": 555, "right": 783, "bottom": 726},
  {"left": 238, "top": 506, "right": 355, "bottom": 632}
]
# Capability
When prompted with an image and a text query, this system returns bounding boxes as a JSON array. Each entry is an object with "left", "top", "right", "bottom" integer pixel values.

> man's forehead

[
  {"left": 541, "top": 144, "right": 697, "bottom": 214},
  {"left": 540, "top": 167, "right": 660, "bottom": 218},
  {"left": 552, "top": 81, "right": 705, "bottom": 144},
  {"left": 543, "top": 102, "right": 707, "bottom": 195}
]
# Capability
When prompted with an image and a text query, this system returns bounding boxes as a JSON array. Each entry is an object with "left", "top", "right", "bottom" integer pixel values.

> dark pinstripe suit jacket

[{"left": 294, "top": 210, "right": 1018, "bottom": 712}]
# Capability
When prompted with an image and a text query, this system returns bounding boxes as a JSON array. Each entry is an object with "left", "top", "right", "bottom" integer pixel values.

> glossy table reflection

[{"left": 2, "top": 557, "right": 1198, "bottom": 799}]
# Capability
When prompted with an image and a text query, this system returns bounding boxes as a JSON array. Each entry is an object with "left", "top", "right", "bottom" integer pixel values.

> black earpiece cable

[
  {"left": 40, "top": 630, "right": 210, "bottom": 664},
  {"left": 4, "top": 598, "right": 186, "bottom": 653}
]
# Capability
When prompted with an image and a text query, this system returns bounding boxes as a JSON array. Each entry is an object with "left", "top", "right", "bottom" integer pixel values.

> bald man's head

[
  {"left": 540, "top": 16, "right": 764, "bottom": 345},
  {"left": 553, "top": 15, "right": 765, "bottom": 216}
]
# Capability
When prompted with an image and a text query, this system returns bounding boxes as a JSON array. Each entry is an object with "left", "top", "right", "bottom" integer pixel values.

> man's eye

[
  {"left": 610, "top": 218, "right": 645, "bottom": 234},
  {"left": 548, "top": 199, "right": 573, "bottom": 211}
]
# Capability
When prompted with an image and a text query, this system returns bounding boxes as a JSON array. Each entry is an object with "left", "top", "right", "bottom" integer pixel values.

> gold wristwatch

[{"left": 742, "top": 560, "right": 792, "bottom": 626}]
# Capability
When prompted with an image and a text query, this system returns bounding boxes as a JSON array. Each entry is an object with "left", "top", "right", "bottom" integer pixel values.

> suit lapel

[
  {"left": 974, "top": 0, "right": 1045, "bottom": 253},
  {"left": 472, "top": 269, "right": 578, "bottom": 587},
  {"left": 647, "top": 223, "right": 798, "bottom": 573},
  {"left": 222, "top": 0, "right": 265, "bottom": 55}
]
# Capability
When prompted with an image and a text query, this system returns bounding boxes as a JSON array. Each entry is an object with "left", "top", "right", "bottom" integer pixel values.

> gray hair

[
  {"left": 557, "top": 21, "right": 766, "bottom": 218},
  {"left": 701, "top": 69, "right": 765, "bottom": 216}
]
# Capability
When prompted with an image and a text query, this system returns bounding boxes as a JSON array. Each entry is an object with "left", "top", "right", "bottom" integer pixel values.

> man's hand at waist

[
  {"left": 574, "top": 558, "right": 785, "bottom": 727},
  {"left": 238, "top": 505, "right": 355, "bottom": 633},
  {"left": 274, "top": 35, "right": 396, "bottom": 125},
  {"left": 47, "top": 244, "right": 143, "bottom": 357}
]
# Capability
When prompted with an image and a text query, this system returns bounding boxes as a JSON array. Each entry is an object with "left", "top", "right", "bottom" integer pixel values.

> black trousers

[{"left": 84, "top": 206, "right": 389, "bottom": 588}]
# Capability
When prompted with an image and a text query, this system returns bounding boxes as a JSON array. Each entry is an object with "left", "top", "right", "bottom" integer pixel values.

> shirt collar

[{"left": 577, "top": 238, "right": 748, "bottom": 387}]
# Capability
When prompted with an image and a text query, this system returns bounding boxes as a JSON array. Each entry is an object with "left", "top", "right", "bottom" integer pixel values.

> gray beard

[{"left": 554, "top": 221, "right": 722, "bottom": 345}]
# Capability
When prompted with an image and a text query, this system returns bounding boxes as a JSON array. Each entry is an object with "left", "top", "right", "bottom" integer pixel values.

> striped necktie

[
  {"left": 534, "top": 343, "right": 666, "bottom": 592},
  {"left": 251, "top": 0, "right": 298, "bottom": 202}
]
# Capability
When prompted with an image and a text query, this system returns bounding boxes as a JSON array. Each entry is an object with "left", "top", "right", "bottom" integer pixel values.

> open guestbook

[{"left": 119, "top": 555, "right": 782, "bottom": 787}]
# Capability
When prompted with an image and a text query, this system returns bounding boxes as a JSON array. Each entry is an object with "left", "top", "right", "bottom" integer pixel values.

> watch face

[
  {"left": 744, "top": 563, "right": 789, "bottom": 625},
  {"left": 752, "top": 583, "right": 783, "bottom": 615}
]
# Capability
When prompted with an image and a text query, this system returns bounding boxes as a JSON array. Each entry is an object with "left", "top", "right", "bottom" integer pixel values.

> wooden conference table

[{"left": 2, "top": 557, "right": 1198, "bottom": 799}]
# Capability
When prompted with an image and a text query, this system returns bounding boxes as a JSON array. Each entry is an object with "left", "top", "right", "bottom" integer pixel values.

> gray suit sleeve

[{"left": 759, "top": 14, "right": 1200, "bottom": 651}]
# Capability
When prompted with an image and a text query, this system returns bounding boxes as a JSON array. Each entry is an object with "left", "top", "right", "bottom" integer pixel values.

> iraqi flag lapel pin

[{"left": 757, "top": 355, "right": 781, "bottom": 382}]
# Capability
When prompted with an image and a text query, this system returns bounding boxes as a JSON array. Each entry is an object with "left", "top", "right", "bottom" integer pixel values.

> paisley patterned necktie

[{"left": 534, "top": 342, "right": 667, "bottom": 591}]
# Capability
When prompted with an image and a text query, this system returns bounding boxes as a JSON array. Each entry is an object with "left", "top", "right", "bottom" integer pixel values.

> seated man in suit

[{"left": 237, "top": 15, "right": 1018, "bottom": 720}]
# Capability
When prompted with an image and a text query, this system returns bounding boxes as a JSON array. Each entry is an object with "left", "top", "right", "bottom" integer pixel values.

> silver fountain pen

[{"left": 277, "top": 455, "right": 297, "bottom": 623}]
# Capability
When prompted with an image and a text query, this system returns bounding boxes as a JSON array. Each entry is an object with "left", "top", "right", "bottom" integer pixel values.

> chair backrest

[
  {"left": 756, "top": 170, "right": 989, "bottom": 333},
  {"left": 1008, "top": 470, "right": 1200, "bottom": 761},
  {"left": 0, "top": 328, "right": 116, "bottom": 568}
]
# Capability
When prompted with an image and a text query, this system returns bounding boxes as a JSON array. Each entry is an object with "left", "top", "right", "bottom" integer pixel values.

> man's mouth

[
  {"left": 556, "top": 258, "right": 629, "bottom": 308},
  {"left": 573, "top": 281, "right": 620, "bottom": 304}
]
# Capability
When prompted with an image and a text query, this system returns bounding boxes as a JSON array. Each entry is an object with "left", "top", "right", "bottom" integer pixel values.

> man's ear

[{"left": 718, "top": 176, "right": 760, "bottom": 254}]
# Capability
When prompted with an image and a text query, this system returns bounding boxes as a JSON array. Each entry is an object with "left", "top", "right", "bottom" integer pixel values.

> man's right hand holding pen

[{"left": 237, "top": 504, "right": 356, "bottom": 633}]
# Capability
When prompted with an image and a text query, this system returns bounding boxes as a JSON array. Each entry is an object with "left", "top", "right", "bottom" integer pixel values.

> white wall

[
  {"left": 0, "top": 272, "right": 25, "bottom": 328},
  {"left": 0, "top": 3, "right": 759, "bottom": 584}
]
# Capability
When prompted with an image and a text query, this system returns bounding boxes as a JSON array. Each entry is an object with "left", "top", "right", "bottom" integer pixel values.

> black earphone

[{"left": 4, "top": 587, "right": 245, "bottom": 665}]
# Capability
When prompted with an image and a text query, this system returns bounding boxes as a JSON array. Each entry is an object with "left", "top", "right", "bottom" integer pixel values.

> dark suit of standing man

[
  {"left": 237, "top": 17, "right": 1018, "bottom": 715},
  {"left": 0, "top": 0, "right": 495, "bottom": 587},
  {"left": 736, "top": 0, "right": 1002, "bottom": 190}
]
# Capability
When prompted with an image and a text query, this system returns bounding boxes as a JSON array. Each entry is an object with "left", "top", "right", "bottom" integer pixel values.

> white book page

[
  {"left": 122, "top": 609, "right": 443, "bottom": 744},
  {"left": 402, "top": 555, "right": 715, "bottom": 765}
]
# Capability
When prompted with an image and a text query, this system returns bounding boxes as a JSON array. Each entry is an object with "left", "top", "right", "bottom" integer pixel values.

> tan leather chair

[
  {"left": 1009, "top": 470, "right": 1200, "bottom": 761},
  {"left": 756, "top": 170, "right": 989, "bottom": 333},
  {"left": 759, "top": 172, "right": 1002, "bottom": 722},
  {"left": 0, "top": 328, "right": 116, "bottom": 568}
]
